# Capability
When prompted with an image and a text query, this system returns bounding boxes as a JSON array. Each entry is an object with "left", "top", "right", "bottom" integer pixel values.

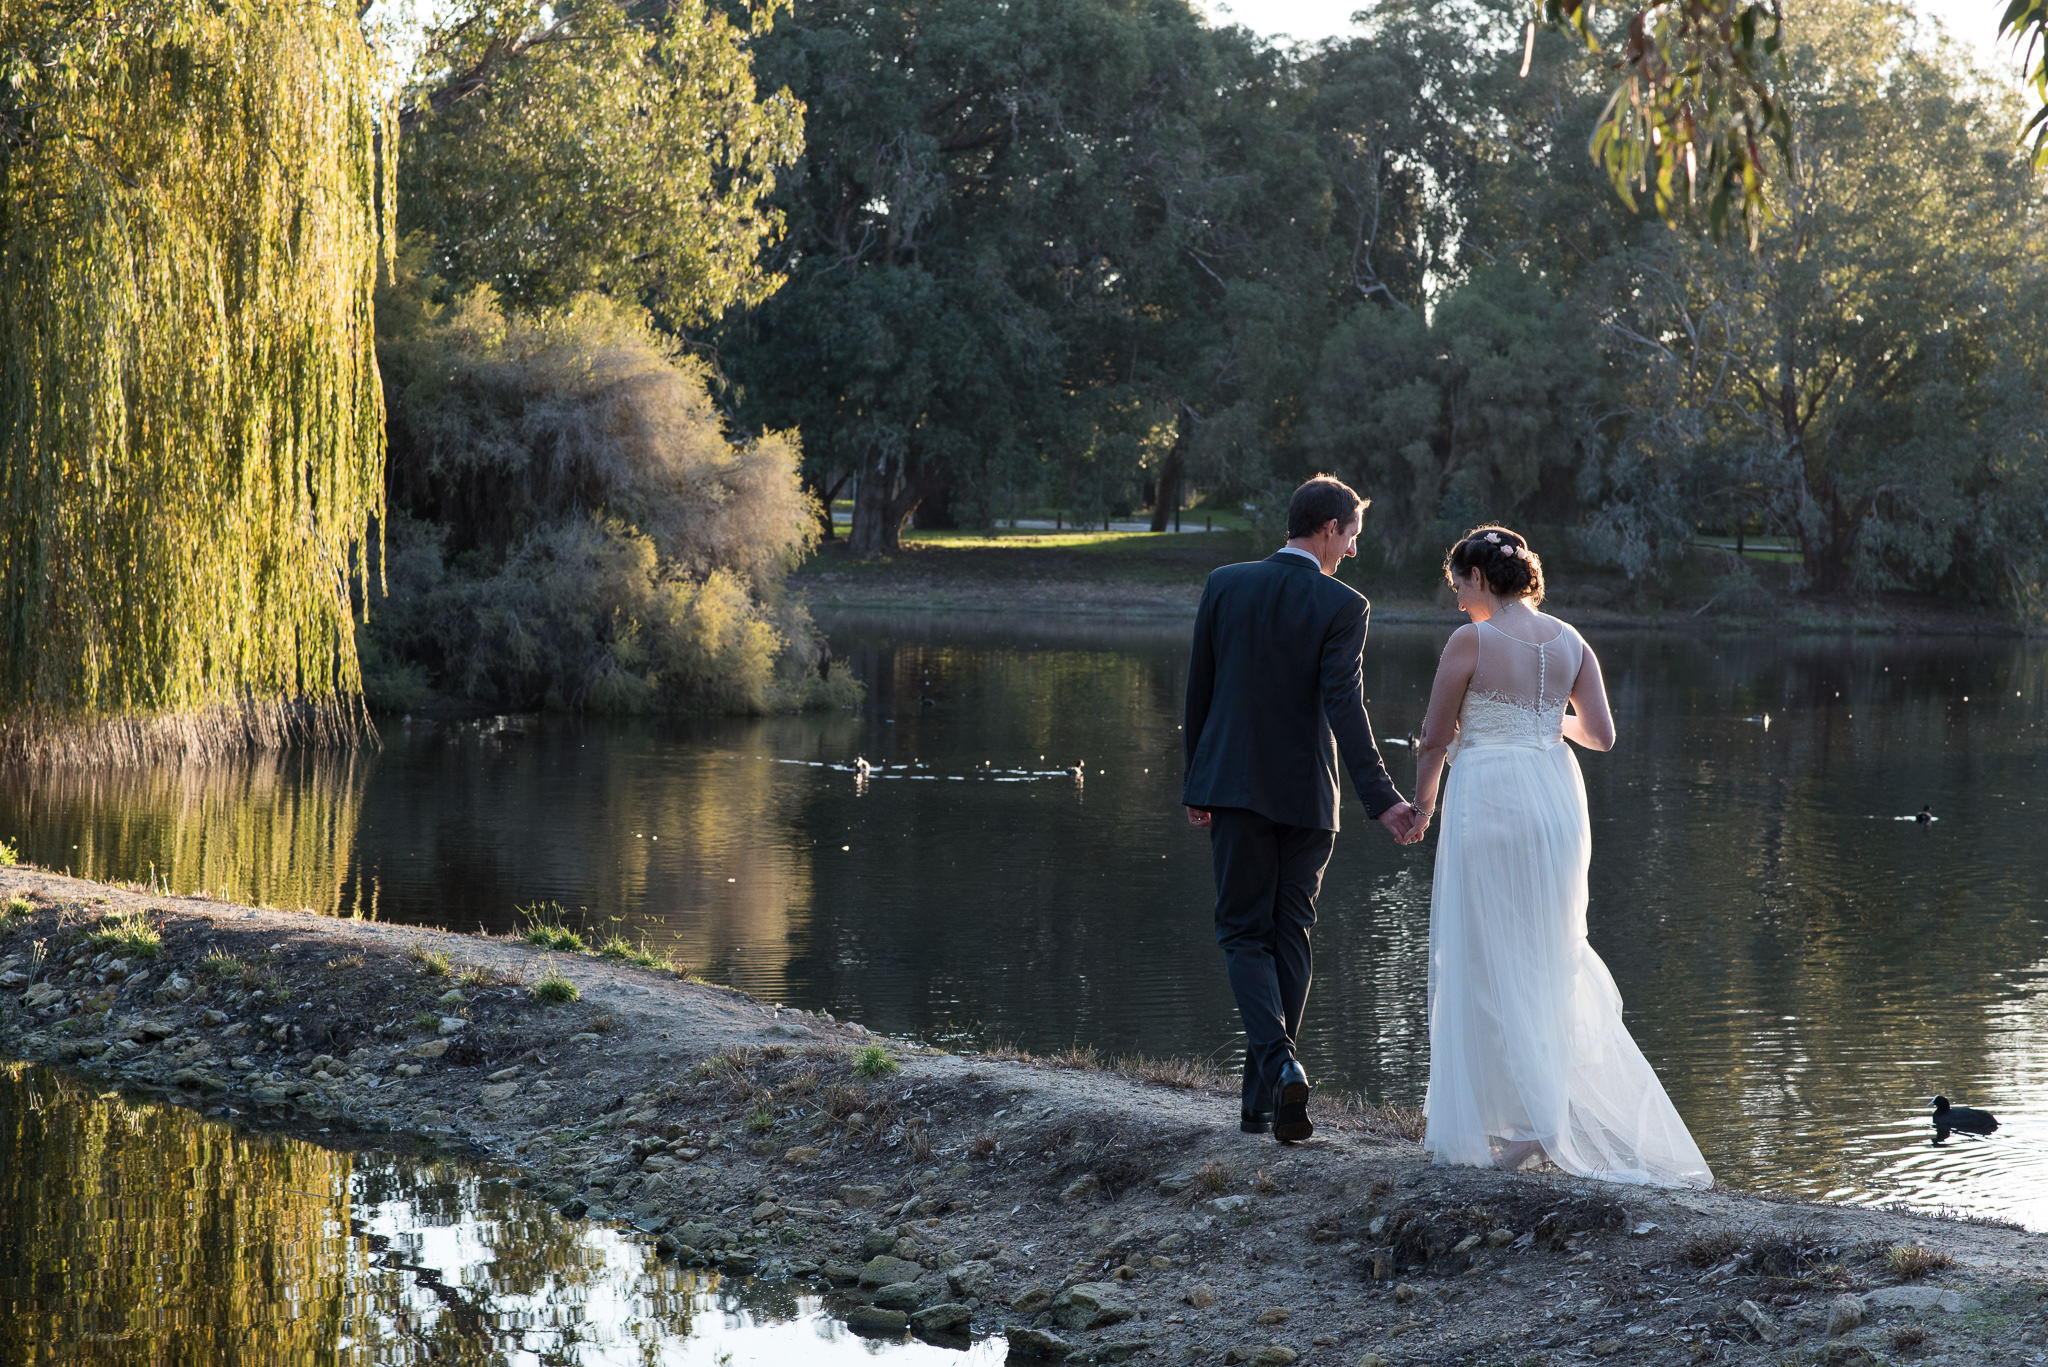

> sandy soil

[{"left": 4, "top": 867, "right": 2046, "bottom": 1366}]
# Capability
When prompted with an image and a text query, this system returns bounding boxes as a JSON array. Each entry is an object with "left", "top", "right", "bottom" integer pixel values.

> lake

[{"left": 3, "top": 609, "right": 2044, "bottom": 1228}]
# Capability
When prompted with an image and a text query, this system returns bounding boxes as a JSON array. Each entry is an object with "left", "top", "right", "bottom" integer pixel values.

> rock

[
  {"left": 1157, "top": 1232, "right": 1187, "bottom": 1252},
  {"left": 861, "top": 1229, "right": 899, "bottom": 1258},
  {"left": 1255, "top": 1307, "right": 1293, "bottom": 1326},
  {"left": 675, "top": 1222, "right": 725, "bottom": 1249},
  {"left": 1058, "top": 1173, "right": 1102, "bottom": 1205},
  {"left": 559, "top": 1197, "right": 588, "bottom": 1218},
  {"left": 641, "top": 1154, "right": 678, "bottom": 1173},
  {"left": 1451, "top": 1234, "right": 1482, "bottom": 1255},
  {"left": 438, "top": 989, "right": 466, "bottom": 1004},
  {"left": 782, "top": 1146, "right": 821, "bottom": 1165},
  {"left": 1737, "top": 1300, "right": 1780, "bottom": 1344},
  {"left": 1201, "top": 1195, "right": 1251, "bottom": 1217},
  {"left": 408, "top": 1039, "right": 449, "bottom": 1060},
  {"left": 151, "top": 975, "right": 193, "bottom": 1004},
  {"left": 1073, "top": 1342, "right": 1148, "bottom": 1365},
  {"left": 911, "top": 1302, "right": 972, "bottom": 1334},
  {"left": 872, "top": 1283, "right": 923, "bottom": 1312},
  {"left": 760, "top": 1021, "right": 813, "bottom": 1038},
  {"left": 1827, "top": 1293, "right": 1867, "bottom": 1336},
  {"left": 436, "top": 1016, "right": 466, "bottom": 1035},
  {"left": 568, "top": 1031, "right": 602, "bottom": 1043},
  {"left": 1252, "top": 1351, "right": 1298, "bottom": 1367},
  {"left": 751, "top": 1201, "right": 780, "bottom": 1221},
  {"left": 821, "top": 1261, "right": 865, "bottom": 1284},
  {"left": 1815, "top": 1344, "right": 1881, "bottom": 1367},
  {"left": 1012, "top": 1286, "right": 1057, "bottom": 1314},
  {"left": 1485, "top": 1228, "right": 1514, "bottom": 1247},
  {"left": 1863, "top": 1285, "right": 1977, "bottom": 1314},
  {"left": 394, "top": 1063, "right": 423, "bottom": 1078},
  {"left": 1184, "top": 1283, "right": 1218, "bottom": 1310},
  {"left": 843, "top": 1306, "right": 908, "bottom": 1335},
  {"left": 1004, "top": 1325, "right": 1072, "bottom": 1359},
  {"left": 22, "top": 983, "right": 62, "bottom": 1009},
  {"left": 1630, "top": 1222, "right": 1659, "bottom": 1238},
  {"left": 1589, "top": 1339, "right": 1623, "bottom": 1357},
  {"left": 1356, "top": 1356, "right": 1389, "bottom": 1367},
  {"left": 1156, "top": 1172, "right": 1194, "bottom": 1194},
  {"left": 838, "top": 1183, "right": 887, "bottom": 1207},
  {"left": 168, "top": 1068, "right": 227, "bottom": 1091},
  {"left": 201, "top": 1009, "right": 228, "bottom": 1026},
  {"left": 718, "top": 1252, "right": 758, "bottom": 1275},
  {"left": 1051, "top": 1283, "right": 1134, "bottom": 1332},
  {"left": 479, "top": 1082, "right": 519, "bottom": 1105},
  {"left": 485, "top": 1065, "right": 520, "bottom": 1082},
  {"left": 858, "top": 1255, "right": 925, "bottom": 1288},
  {"left": 946, "top": 1260, "right": 994, "bottom": 1300},
  {"left": 1393, "top": 1284, "right": 1417, "bottom": 1305}
]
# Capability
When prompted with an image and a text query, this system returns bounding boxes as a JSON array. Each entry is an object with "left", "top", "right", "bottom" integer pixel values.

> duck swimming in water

[
  {"left": 1915, "top": 804, "right": 1935, "bottom": 824},
  {"left": 1932, "top": 1095, "right": 1997, "bottom": 1134}
]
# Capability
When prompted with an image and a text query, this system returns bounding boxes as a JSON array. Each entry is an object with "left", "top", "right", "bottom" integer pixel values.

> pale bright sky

[{"left": 1198, "top": 0, "right": 2024, "bottom": 80}]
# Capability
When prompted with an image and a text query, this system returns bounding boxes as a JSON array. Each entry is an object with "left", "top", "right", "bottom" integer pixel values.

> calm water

[
  {"left": 0, "top": 1063, "right": 1004, "bottom": 1366},
  {"left": 3, "top": 610, "right": 2046, "bottom": 1228}
]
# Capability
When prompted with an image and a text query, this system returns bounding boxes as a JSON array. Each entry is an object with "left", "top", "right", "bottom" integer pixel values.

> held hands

[
  {"left": 1186, "top": 806, "right": 1213, "bottom": 828},
  {"left": 1378, "top": 800, "right": 1431, "bottom": 846}
]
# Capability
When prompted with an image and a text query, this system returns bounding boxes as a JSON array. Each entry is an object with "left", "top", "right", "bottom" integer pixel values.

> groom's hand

[
  {"left": 1377, "top": 801, "right": 1417, "bottom": 843},
  {"left": 1186, "top": 807, "right": 1213, "bottom": 828}
]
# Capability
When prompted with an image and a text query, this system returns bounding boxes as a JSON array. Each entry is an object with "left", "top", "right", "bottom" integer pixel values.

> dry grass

[
  {"left": 967, "top": 1130, "right": 1000, "bottom": 1160},
  {"left": 1679, "top": 1228, "right": 1745, "bottom": 1267},
  {"left": 1193, "top": 1159, "right": 1230, "bottom": 1195},
  {"left": 326, "top": 951, "right": 366, "bottom": 971},
  {"left": 1888, "top": 1325, "right": 1927, "bottom": 1351},
  {"left": 1885, "top": 1244, "right": 1955, "bottom": 1280},
  {"left": 1253, "top": 1168, "right": 1279, "bottom": 1195}
]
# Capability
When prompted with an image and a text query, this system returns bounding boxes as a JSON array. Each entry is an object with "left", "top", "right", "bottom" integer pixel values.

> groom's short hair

[{"left": 1286, "top": 476, "right": 1368, "bottom": 539}]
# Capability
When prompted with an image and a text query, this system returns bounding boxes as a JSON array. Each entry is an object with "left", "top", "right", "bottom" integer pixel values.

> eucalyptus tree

[
  {"left": 391, "top": 0, "right": 804, "bottom": 326},
  {"left": 0, "top": 1, "right": 390, "bottom": 761}
]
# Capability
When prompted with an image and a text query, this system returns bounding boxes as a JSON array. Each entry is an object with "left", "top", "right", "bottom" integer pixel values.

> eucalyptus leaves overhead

[{"left": 0, "top": 1, "right": 391, "bottom": 762}]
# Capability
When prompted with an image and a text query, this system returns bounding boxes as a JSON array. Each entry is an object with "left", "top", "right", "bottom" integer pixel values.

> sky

[{"left": 1197, "top": 0, "right": 2026, "bottom": 80}]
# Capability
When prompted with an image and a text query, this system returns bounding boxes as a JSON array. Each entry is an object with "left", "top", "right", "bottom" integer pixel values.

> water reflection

[
  {"left": 0, "top": 1063, "right": 1003, "bottom": 1365},
  {"left": 1, "top": 612, "right": 2045, "bottom": 1228}
]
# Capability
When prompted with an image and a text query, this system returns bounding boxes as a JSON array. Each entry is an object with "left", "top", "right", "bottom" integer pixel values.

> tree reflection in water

[{"left": 0, "top": 1064, "right": 1002, "bottom": 1365}]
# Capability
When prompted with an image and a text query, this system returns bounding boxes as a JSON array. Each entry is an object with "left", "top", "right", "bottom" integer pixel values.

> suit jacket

[{"left": 1181, "top": 551, "right": 1400, "bottom": 831}]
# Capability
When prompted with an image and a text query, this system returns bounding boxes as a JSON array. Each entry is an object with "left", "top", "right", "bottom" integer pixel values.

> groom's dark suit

[{"left": 1183, "top": 550, "right": 1401, "bottom": 1117}]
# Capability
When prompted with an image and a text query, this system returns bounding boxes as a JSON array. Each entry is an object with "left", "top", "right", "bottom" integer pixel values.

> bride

[{"left": 1409, "top": 527, "right": 1711, "bottom": 1188}]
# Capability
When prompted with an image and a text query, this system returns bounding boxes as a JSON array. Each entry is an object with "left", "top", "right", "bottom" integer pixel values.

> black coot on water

[{"left": 1931, "top": 1095, "right": 1998, "bottom": 1135}]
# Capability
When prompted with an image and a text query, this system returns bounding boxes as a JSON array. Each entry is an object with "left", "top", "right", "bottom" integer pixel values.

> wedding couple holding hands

[{"left": 1181, "top": 475, "right": 1712, "bottom": 1190}]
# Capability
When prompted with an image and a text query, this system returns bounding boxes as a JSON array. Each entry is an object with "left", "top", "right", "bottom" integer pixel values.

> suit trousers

[{"left": 1208, "top": 806, "right": 1336, "bottom": 1114}]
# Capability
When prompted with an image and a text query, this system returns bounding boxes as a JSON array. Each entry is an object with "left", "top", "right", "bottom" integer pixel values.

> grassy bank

[
  {"left": 4, "top": 868, "right": 2047, "bottom": 1364},
  {"left": 794, "top": 532, "right": 2027, "bottom": 637}
]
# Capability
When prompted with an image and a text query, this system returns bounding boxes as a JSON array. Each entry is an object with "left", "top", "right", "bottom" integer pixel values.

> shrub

[
  {"left": 532, "top": 970, "right": 579, "bottom": 1004},
  {"left": 1, "top": 895, "right": 29, "bottom": 918},
  {"left": 1886, "top": 1244, "right": 1954, "bottom": 1280},
  {"left": 409, "top": 946, "right": 451, "bottom": 977},
  {"left": 366, "top": 273, "right": 859, "bottom": 715},
  {"left": 203, "top": 948, "right": 247, "bottom": 979},
  {"left": 851, "top": 1044, "right": 898, "bottom": 1079},
  {"left": 0, "top": 839, "right": 17, "bottom": 864}
]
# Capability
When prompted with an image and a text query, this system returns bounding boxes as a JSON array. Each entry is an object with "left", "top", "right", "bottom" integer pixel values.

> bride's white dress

[{"left": 1424, "top": 617, "right": 1712, "bottom": 1188}]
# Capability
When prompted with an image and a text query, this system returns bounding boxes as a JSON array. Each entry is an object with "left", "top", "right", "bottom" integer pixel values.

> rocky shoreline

[{"left": 3, "top": 867, "right": 2046, "bottom": 1366}]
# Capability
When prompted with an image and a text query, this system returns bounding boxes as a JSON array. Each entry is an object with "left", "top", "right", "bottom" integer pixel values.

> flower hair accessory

[
  {"left": 1501, "top": 543, "right": 1520, "bottom": 558},
  {"left": 1484, "top": 532, "right": 1501, "bottom": 544}
]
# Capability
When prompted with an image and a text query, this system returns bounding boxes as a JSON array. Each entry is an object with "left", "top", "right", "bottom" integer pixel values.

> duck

[
  {"left": 1064, "top": 761, "right": 1085, "bottom": 781},
  {"left": 853, "top": 756, "right": 872, "bottom": 777},
  {"left": 1931, "top": 1095, "right": 1998, "bottom": 1134},
  {"left": 1915, "top": 804, "right": 1936, "bottom": 824}
]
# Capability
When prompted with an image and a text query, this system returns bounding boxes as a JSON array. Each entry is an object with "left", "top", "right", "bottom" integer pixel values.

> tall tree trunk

[
  {"left": 806, "top": 470, "right": 848, "bottom": 541},
  {"left": 848, "top": 449, "right": 920, "bottom": 556},
  {"left": 1149, "top": 407, "right": 1190, "bottom": 533}
]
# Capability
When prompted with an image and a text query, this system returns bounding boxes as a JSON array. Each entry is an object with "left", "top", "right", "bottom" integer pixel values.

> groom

[{"left": 1182, "top": 475, "right": 1419, "bottom": 1143}]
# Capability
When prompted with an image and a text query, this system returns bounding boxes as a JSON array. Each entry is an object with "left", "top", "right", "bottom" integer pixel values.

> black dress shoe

[
  {"left": 1273, "top": 1060, "right": 1313, "bottom": 1143},
  {"left": 1239, "top": 1110, "right": 1273, "bottom": 1134}
]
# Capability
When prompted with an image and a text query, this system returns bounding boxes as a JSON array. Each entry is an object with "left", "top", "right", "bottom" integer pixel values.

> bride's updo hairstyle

[{"left": 1444, "top": 525, "right": 1545, "bottom": 605}]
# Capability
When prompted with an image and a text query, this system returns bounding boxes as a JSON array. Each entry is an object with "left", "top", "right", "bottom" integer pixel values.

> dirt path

[{"left": 4, "top": 867, "right": 2045, "bottom": 1365}]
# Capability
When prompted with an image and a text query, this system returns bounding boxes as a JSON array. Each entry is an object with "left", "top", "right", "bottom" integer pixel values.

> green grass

[
  {"left": 531, "top": 971, "right": 579, "bottom": 1004},
  {"left": 747, "top": 1106, "right": 777, "bottom": 1133},
  {"left": 83, "top": 911, "right": 161, "bottom": 958},
  {"left": 595, "top": 932, "right": 678, "bottom": 971},
  {"left": 0, "top": 839, "right": 18, "bottom": 864},
  {"left": 1, "top": 895, "right": 29, "bottom": 919},
  {"left": 520, "top": 903, "right": 587, "bottom": 953},
  {"left": 203, "top": 948, "right": 249, "bottom": 980},
  {"left": 408, "top": 945, "right": 452, "bottom": 977},
  {"left": 851, "top": 1044, "right": 898, "bottom": 1079}
]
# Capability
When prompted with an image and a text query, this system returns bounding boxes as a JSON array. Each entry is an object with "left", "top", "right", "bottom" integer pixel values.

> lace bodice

[{"left": 1453, "top": 618, "right": 1582, "bottom": 752}]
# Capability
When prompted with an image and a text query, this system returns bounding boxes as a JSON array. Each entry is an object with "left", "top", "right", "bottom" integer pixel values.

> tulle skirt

[{"left": 1423, "top": 740, "right": 1712, "bottom": 1188}]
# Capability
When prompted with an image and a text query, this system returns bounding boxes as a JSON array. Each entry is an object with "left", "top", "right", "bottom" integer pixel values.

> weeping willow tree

[{"left": 0, "top": 1, "right": 390, "bottom": 764}]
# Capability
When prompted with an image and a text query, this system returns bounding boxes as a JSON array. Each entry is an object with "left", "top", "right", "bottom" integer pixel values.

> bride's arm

[
  {"left": 1413, "top": 626, "right": 1478, "bottom": 824},
  {"left": 1562, "top": 641, "right": 1616, "bottom": 751}
]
